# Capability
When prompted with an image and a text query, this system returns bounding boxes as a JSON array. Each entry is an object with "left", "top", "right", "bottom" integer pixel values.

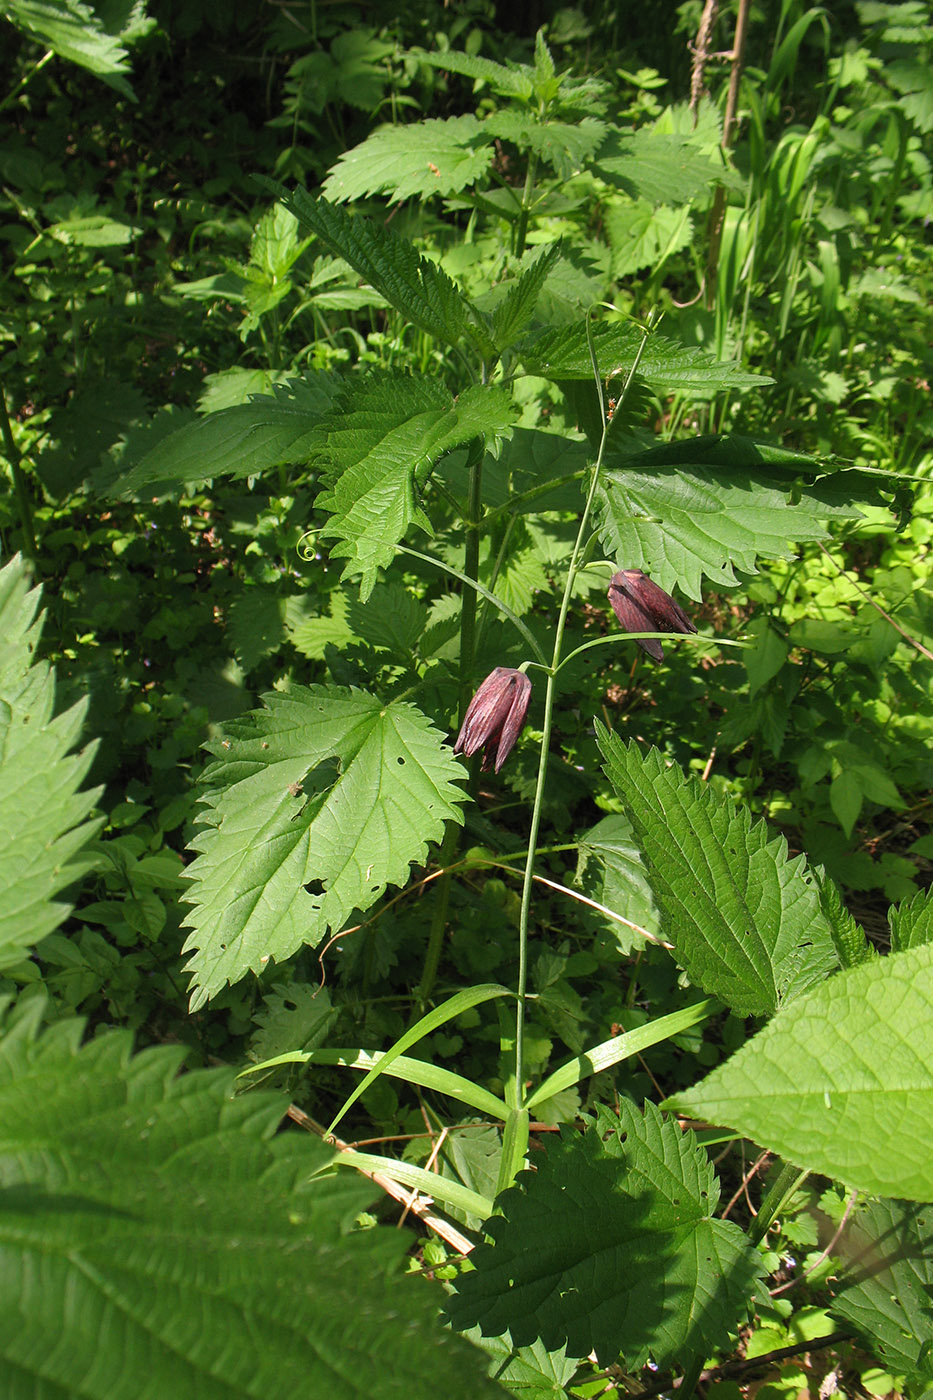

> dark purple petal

[
  {"left": 453, "top": 668, "right": 531, "bottom": 772},
  {"left": 607, "top": 569, "right": 697, "bottom": 661}
]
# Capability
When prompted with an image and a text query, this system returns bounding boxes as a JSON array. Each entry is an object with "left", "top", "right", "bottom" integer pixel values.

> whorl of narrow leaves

[
  {"left": 0, "top": 1012, "right": 505, "bottom": 1400},
  {"left": 596, "top": 727, "right": 838, "bottom": 1016},
  {"left": 0, "top": 554, "right": 103, "bottom": 968},
  {"left": 182, "top": 685, "right": 467, "bottom": 1009},
  {"left": 665, "top": 941, "right": 933, "bottom": 1201},
  {"left": 447, "top": 1101, "right": 764, "bottom": 1367}
]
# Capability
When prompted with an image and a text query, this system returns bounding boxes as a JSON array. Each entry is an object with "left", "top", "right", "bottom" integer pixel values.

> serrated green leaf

[
  {"left": 314, "top": 375, "right": 516, "bottom": 595},
  {"left": 323, "top": 116, "right": 495, "bottom": 202},
  {"left": 181, "top": 685, "right": 467, "bottom": 1009},
  {"left": 812, "top": 865, "right": 875, "bottom": 968},
  {"left": 346, "top": 581, "right": 429, "bottom": 658},
  {"left": 264, "top": 183, "right": 498, "bottom": 359},
  {"left": 890, "top": 887, "right": 933, "bottom": 952},
  {"left": 594, "top": 435, "right": 863, "bottom": 600},
  {"left": 418, "top": 48, "right": 535, "bottom": 101},
  {"left": 594, "top": 130, "right": 736, "bottom": 205},
  {"left": 447, "top": 1101, "right": 763, "bottom": 1367},
  {"left": 227, "top": 587, "right": 289, "bottom": 674},
  {"left": 109, "top": 375, "right": 337, "bottom": 498},
  {"left": 604, "top": 198, "right": 693, "bottom": 278},
  {"left": 575, "top": 814, "right": 660, "bottom": 955},
  {"left": 520, "top": 320, "right": 768, "bottom": 391},
  {"left": 0, "top": 556, "right": 103, "bottom": 968},
  {"left": 596, "top": 728, "right": 838, "bottom": 1016},
  {"left": 0, "top": 1018, "right": 505, "bottom": 1400},
  {"left": 489, "top": 243, "right": 563, "bottom": 352},
  {"left": 830, "top": 1199, "right": 933, "bottom": 1379},
  {"left": 7, "top": 0, "right": 134, "bottom": 94},
  {"left": 666, "top": 943, "right": 933, "bottom": 1200},
  {"left": 483, "top": 112, "right": 606, "bottom": 179}
]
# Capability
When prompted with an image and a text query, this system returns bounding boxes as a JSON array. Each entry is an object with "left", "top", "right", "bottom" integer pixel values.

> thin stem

[
  {"left": 417, "top": 436, "right": 486, "bottom": 1007},
  {"left": 508, "top": 312, "right": 657, "bottom": 1161},
  {"left": 750, "top": 1161, "right": 809, "bottom": 1246}
]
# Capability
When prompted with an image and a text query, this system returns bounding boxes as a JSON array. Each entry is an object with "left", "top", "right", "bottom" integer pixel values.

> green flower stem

[
  {"left": 503, "top": 314, "right": 656, "bottom": 1184},
  {"left": 748, "top": 1160, "right": 809, "bottom": 1246},
  {"left": 416, "top": 436, "right": 485, "bottom": 1009}
]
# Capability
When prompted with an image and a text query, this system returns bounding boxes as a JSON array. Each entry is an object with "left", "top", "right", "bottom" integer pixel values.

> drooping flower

[
  {"left": 454, "top": 667, "right": 532, "bottom": 773},
  {"left": 607, "top": 568, "right": 697, "bottom": 661}
]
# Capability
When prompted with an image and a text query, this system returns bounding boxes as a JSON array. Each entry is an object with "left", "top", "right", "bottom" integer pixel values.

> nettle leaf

[
  {"left": 418, "top": 48, "right": 536, "bottom": 101},
  {"left": 596, "top": 729, "right": 838, "bottom": 1017},
  {"left": 0, "top": 1018, "right": 504, "bottom": 1400},
  {"left": 312, "top": 376, "right": 516, "bottom": 595},
  {"left": 345, "top": 581, "right": 429, "bottom": 659},
  {"left": 7, "top": 0, "right": 134, "bottom": 95},
  {"left": 182, "top": 685, "right": 466, "bottom": 1009},
  {"left": 483, "top": 112, "right": 607, "bottom": 179},
  {"left": 488, "top": 243, "right": 563, "bottom": 352},
  {"left": 593, "top": 130, "right": 737, "bottom": 205},
  {"left": 109, "top": 374, "right": 337, "bottom": 498},
  {"left": 830, "top": 1199, "right": 933, "bottom": 1381},
  {"left": 890, "top": 886, "right": 933, "bottom": 952},
  {"left": 0, "top": 556, "right": 103, "bottom": 968},
  {"left": 595, "top": 435, "right": 863, "bottom": 600},
  {"left": 323, "top": 115, "right": 495, "bottom": 202},
  {"left": 576, "top": 814, "right": 661, "bottom": 955},
  {"left": 447, "top": 1101, "right": 763, "bottom": 1367},
  {"left": 604, "top": 199, "right": 694, "bottom": 278},
  {"left": 520, "top": 321, "right": 768, "bottom": 392},
  {"left": 667, "top": 942, "right": 933, "bottom": 1201},
  {"left": 267, "top": 184, "right": 498, "bottom": 360}
]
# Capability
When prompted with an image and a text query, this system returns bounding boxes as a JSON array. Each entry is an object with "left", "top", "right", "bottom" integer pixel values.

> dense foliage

[{"left": 1, "top": 1, "right": 932, "bottom": 1396}]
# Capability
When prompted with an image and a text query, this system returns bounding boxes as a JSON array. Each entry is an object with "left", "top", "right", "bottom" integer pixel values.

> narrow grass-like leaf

[
  {"left": 264, "top": 182, "right": 498, "bottom": 359},
  {"left": 0, "top": 555, "right": 103, "bottom": 967},
  {"left": 182, "top": 686, "right": 467, "bottom": 1009},
  {"left": 325, "top": 984, "right": 512, "bottom": 1134},
  {"left": 665, "top": 942, "right": 933, "bottom": 1201},
  {"left": 0, "top": 1018, "right": 503, "bottom": 1399},
  {"left": 447, "top": 1101, "right": 764, "bottom": 1367},
  {"left": 243, "top": 1047, "right": 510, "bottom": 1120},
  {"left": 596, "top": 728, "right": 838, "bottom": 1016},
  {"left": 525, "top": 1000, "right": 715, "bottom": 1110},
  {"left": 338, "top": 1149, "right": 495, "bottom": 1221}
]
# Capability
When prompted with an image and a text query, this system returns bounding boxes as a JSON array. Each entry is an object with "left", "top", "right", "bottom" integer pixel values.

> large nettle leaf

[
  {"left": 0, "top": 1011, "right": 504, "bottom": 1400},
  {"left": 0, "top": 555, "right": 102, "bottom": 968},
  {"left": 666, "top": 941, "right": 933, "bottom": 1201},
  {"left": 829, "top": 1198, "right": 933, "bottom": 1383},
  {"left": 596, "top": 728, "right": 838, "bottom": 1017},
  {"left": 447, "top": 1101, "right": 764, "bottom": 1368},
  {"left": 108, "top": 373, "right": 339, "bottom": 498},
  {"left": 519, "top": 321, "right": 768, "bottom": 392},
  {"left": 265, "top": 183, "right": 498, "bottom": 360},
  {"left": 311, "top": 372, "right": 517, "bottom": 596},
  {"left": 592, "top": 129, "right": 741, "bottom": 205},
  {"left": 182, "top": 685, "right": 467, "bottom": 1009},
  {"left": 322, "top": 114, "right": 496, "bottom": 202},
  {"left": 595, "top": 436, "right": 867, "bottom": 599}
]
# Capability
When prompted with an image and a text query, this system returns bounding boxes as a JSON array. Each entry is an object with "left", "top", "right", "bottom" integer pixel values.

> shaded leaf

[
  {"left": 520, "top": 320, "right": 768, "bottom": 391},
  {"left": 447, "top": 1101, "right": 763, "bottom": 1367},
  {"left": 0, "top": 1016, "right": 505, "bottom": 1400}
]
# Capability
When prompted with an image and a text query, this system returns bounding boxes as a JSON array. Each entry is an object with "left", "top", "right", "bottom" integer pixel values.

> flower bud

[
  {"left": 454, "top": 668, "right": 532, "bottom": 773},
  {"left": 607, "top": 569, "right": 697, "bottom": 661}
]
